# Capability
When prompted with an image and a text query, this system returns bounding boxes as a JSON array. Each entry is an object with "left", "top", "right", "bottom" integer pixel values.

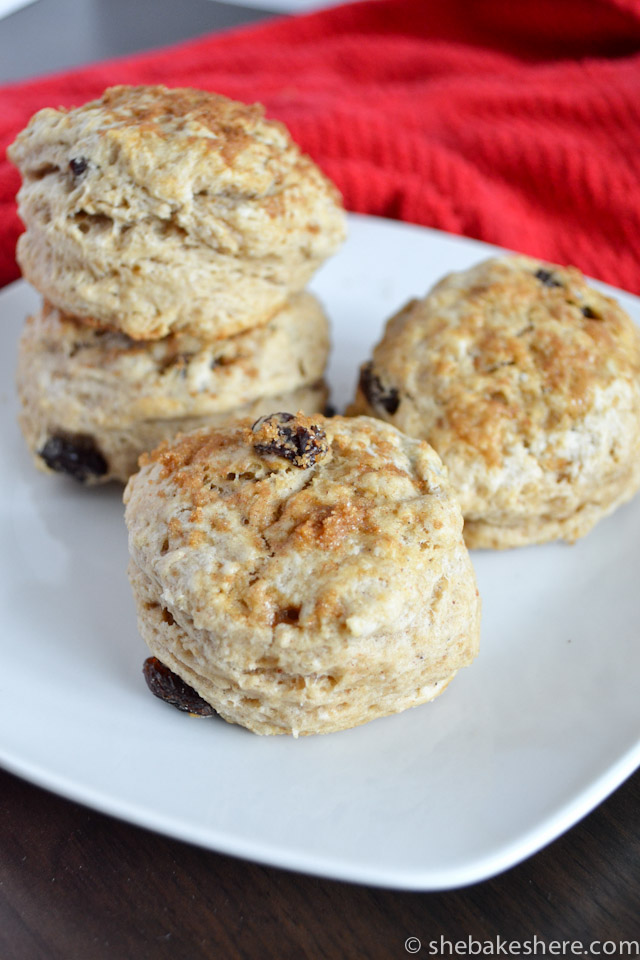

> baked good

[
  {"left": 8, "top": 85, "right": 346, "bottom": 340},
  {"left": 17, "top": 293, "right": 329, "bottom": 484},
  {"left": 349, "top": 256, "right": 640, "bottom": 548},
  {"left": 22, "top": 381, "right": 329, "bottom": 485},
  {"left": 18, "top": 292, "right": 330, "bottom": 483},
  {"left": 124, "top": 413, "right": 481, "bottom": 736}
]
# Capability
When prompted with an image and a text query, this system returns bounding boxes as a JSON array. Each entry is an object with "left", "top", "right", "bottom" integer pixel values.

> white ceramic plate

[{"left": 1, "top": 214, "right": 639, "bottom": 891}]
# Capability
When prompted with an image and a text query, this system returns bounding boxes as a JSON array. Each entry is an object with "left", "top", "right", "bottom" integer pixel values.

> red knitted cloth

[{"left": 1, "top": 0, "right": 640, "bottom": 292}]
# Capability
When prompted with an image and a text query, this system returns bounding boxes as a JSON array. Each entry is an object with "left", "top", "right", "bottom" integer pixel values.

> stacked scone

[{"left": 9, "top": 85, "right": 346, "bottom": 483}]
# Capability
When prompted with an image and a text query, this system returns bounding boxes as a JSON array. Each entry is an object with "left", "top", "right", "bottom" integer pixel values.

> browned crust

[{"left": 354, "top": 258, "right": 640, "bottom": 469}]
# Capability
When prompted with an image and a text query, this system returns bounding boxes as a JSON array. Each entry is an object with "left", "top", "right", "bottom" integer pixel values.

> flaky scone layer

[
  {"left": 19, "top": 379, "right": 328, "bottom": 486},
  {"left": 350, "top": 256, "right": 640, "bottom": 548},
  {"left": 8, "top": 85, "right": 346, "bottom": 340},
  {"left": 124, "top": 415, "right": 480, "bottom": 735},
  {"left": 18, "top": 291, "right": 329, "bottom": 426}
]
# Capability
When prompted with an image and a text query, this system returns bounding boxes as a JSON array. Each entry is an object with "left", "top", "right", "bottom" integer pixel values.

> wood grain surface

[{"left": 1, "top": 767, "right": 638, "bottom": 960}]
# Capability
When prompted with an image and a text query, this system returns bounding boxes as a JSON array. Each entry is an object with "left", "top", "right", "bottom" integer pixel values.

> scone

[
  {"left": 8, "top": 85, "right": 346, "bottom": 340},
  {"left": 17, "top": 292, "right": 330, "bottom": 484},
  {"left": 124, "top": 413, "right": 481, "bottom": 736},
  {"left": 349, "top": 256, "right": 640, "bottom": 548}
]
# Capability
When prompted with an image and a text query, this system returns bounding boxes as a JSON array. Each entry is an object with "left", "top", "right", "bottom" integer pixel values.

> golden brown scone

[
  {"left": 124, "top": 414, "right": 481, "bottom": 736},
  {"left": 349, "top": 256, "right": 640, "bottom": 548},
  {"left": 17, "top": 291, "right": 330, "bottom": 483},
  {"left": 8, "top": 85, "right": 346, "bottom": 340}
]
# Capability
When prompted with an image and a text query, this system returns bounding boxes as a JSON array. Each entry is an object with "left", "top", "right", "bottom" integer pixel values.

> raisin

[
  {"left": 69, "top": 157, "right": 88, "bottom": 177},
  {"left": 534, "top": 268, "right": 563, "bottom": 288},
  {"left": 251, "top": 412, "right": 329, "bottom": 469},
  {"left": 39, "top": 432, "right": 108, "bottom": 483},
  {"left": 358, "top": 361, "right": 400, "bottom": 414},
  {"left": 273, "top": 606, "right": 301, "bottom": 625},
  {"left": 142, "top": 657, "right": 216, "bottom": 717},
  {"left": 581, "top": 305, "right": 602, "bottom": 319}
]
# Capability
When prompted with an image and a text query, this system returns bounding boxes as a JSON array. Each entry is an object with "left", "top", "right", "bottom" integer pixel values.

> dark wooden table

[{"left": 1, "top": 1, "right": 639, "bottom": 956}]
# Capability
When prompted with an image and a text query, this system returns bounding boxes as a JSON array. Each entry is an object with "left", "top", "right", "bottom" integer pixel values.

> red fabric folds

[{"left": 1, "top": 0, "right": 640, "bottom": 291}]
